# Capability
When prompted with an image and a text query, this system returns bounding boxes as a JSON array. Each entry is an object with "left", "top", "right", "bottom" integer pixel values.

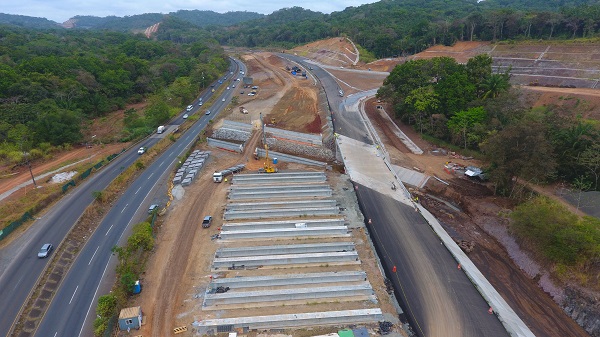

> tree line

[
  {"left": 212, "top": 0, "right": 600, "bottom": 58},
  {"left": 0, "top": 21, "right": 229, "bottom": 165},
  {"left": 377, "top": 54, "right": 600, "bottom": 193}
]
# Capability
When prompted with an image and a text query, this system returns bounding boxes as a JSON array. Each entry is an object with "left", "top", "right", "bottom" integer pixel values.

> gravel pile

[
  {"left": 212, "top": 128, "right": 251, "bottom": 143},
  {"left": 268, "top": 137, "right": 334, "bottom": 162}
]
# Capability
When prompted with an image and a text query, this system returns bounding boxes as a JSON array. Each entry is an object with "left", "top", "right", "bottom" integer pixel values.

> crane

[{"left": 259, "top": 113, "right": 277, "bottom": 173}]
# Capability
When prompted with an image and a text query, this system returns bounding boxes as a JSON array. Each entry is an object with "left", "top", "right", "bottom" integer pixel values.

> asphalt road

[
  {"left": 0, "top": 59, "right": 243, "bottom": 337},
  {"left": 278, "top": 55, "right": 510, "bottom": 336},
  {"left": 355, "top": 184, "right": 509, "bottom": 337}
]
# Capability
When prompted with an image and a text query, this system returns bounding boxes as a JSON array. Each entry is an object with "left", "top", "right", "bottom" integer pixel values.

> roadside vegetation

[
  {"left": 510, "top": 197, "right": 600, "bottom": 286},
  {"left": 0, "top": 21, "right": 228, "bottom": 167}
]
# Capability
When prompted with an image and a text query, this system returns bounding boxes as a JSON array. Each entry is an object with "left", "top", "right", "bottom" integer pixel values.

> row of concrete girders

[
  {"left": 228, "top": 189, "right": 332, "bottom": 200},
  {"left": 225, "top": 199, "right": 337, "bottom": 211},
  {"left": 202, "top": 283, "right": 375, "bottom": 308},
  {"left": 219, "top": 226, "right": 350, "bottom": 240},
  {"left": 222, "top": 120, "right": 253, "bottom": 133},
  {"left": 232, "top": 171, "right": 326, "bottom": 183},
  {"left": 173, "top": 150, "right": 209, "bottom": 186},
  {"left": 223, "top": 207, "right": 339, "bottom": 220},
  {"left": 230, "top": 183, "right": 331, "bottom": 193},
  {"left": 194, "top": 309, "right": 384, "bottom": 330},
  {"left": 215, "top": 242, "right": 354, "bottom": 257},
  {"left": 212, "top": 251, "right": 359, "bottom": 270},
  {"left": 220, "top": 218, "right": 346, "bottom": 232},
  {"left": 265, "top": 126, "right": 322, "bottom": 146},
  {"left": 208, "top": 271, "right": 366, "bottom": 288}
]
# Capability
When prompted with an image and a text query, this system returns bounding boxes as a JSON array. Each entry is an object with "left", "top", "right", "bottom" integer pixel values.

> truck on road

[
  {"left": 213, "top": 164, "right": 245, "bottom": 182},
  {"left": 157, "top": 125, "right": 165, "bottom": 134}
]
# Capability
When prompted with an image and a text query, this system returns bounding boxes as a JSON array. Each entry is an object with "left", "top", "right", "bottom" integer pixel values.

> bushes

[{"left": 510, "top": 197, "right": 600, "bottom": 266}]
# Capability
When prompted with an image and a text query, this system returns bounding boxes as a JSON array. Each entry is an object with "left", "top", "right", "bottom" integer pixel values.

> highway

[
  {"left": 0, "top": 59, "right": 243, "bottom": 337},
  {"left": 280, "top": 54, "right": 510, "bottom": 336}
]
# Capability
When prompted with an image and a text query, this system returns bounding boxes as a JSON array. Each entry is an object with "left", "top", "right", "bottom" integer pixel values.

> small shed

[{"left": 118, "top": 306, "right": 142, "bottom": 331}]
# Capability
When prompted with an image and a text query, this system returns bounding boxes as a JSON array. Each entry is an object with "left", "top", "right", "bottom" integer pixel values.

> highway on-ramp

[{"left": 0, "top": 59, "right": 242, "bottom": 337}]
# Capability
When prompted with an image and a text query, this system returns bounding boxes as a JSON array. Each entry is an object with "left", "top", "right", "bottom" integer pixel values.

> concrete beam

[
  {"left": 230, "top": 184, "right": 331, "bottom": 193},
  {"left": 209, "top": 271, "right": 367, "bottom": 288},
  {"left": 229, "top": 189, "right": 332, "bottom": 200},
  {"left": 223, "top": 207, "right": 339, "bottom": 220},
  {"left": 203, "top": 283, "right": 375, "bottom": 307},
  {"left": 221, "top": 218, "right": 346, "bottom": 231},
  {"left": 218, "top": 226, "right": 350, "bottom": 239},
  {"left": 215, "top": 242, "right": 355, "bottom": 257},
  {"left": 232, "top": 175, "right": 326, "bottom": 185},
  {"left": 225, "top": 199, "right": 336, "bottom": 211},
  {"left": 212, "top": 251, "right": 359, "bottom": 269},
  {"left": 193, "top": 309, "right": 384, "bottom": 331}
]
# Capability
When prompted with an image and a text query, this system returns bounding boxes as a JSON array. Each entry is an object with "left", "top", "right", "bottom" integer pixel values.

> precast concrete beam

[
  {"left": 225, "top": 199, "right": 336, "bottom": 211},
  {"left": 193, "top": 309, "right": 384, "bottom": 331},
  {"left": 209, "top": 271, "right": 367, "bottom": 288},
  {"left": 212, "top": 251, "right": 359, "bottom": 269},
  {"left": 229, "top": 189, "right": 332, "bottom": 200},
  {"left": 218, "top": 226, "right": 350, "bottom": 239},
  {"left": 232, "top": 176, "right": 327, "bottom": 185},
  {"left": 221, "top": 218, "right": 346, "bottom": 231},
  {"left": 203, "top": 283, "right": 375, "bottom": 307},
  {"left": 223, "top": 207, "right": 339, "bottom": 220},
  {"left": 230, "top": 184, "right": 330, "bottom": 193},
  {"left": 234, "top": 172, "right": 325, "bottom": 179},
  {"left": 215, "top": 242, "right": 355, "bottom": 257}
]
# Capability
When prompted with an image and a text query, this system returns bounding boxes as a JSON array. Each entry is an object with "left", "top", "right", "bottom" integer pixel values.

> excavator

[{"left": 258, "top": 113, "right": 277, "bottom": 173}]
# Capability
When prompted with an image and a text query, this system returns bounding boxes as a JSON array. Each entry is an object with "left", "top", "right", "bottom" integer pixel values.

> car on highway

[
  {"left": 137, "top": 147, "right": 146, "bottom": 155},
  {"left": 222, "top": 98, "right": 226, "bottom": 102},
  {"left": 186, "top": 105, "right": 193, "bottom": 111},
  {"left": 218, "top": 80, "right": 222, "bottom": 84},
  {"left": 232, "top": 84, "right": 236, "bottom": 88},
  {"left": 198, "top": 102, "right": 203, "bottom": 106},
  {"left": 202, "top": 216, "right": 213, "bottom": 228},
  {"left": 38, "top": 243, "right": 53, "bottom": 258},
  {"left": 226, "top": 86, "right": 230, "bottom": 90},
  {"left": 205, "top": 110, "right": 211, "bottom": 115},
  {"left": 148, "top": 204, "right": 159, "bottom": 214},
  {"left": 183, "top": 114, "right": 188, "bottom": 119}
]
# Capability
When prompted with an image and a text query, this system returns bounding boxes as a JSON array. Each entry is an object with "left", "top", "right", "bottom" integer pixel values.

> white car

[
  {"left": 186, "top": 105, "right": 193, "bottom": 111},
  {"left": 137, "top": 147, "right": 146, "bottom": 154},
  {"left": 226, "top": 86, "right": 230, "bottom": 90},
  {"left": 198, "top": 102, "right": 203, "bottom": 106},
  {"left": 183, "top": 114, "right": 188, "bottom": 119},
  {"left": 222, "top": 98, "right": 225, "bottom": 102},
  {"left": 38, "top": 243, "right": 53, "bottom": 258},
  {"left": 205, "top": 110, "right": 211, "bottom": 115},
  {"left": 248, "top": 92, "right": 255, "bottom": 96}
]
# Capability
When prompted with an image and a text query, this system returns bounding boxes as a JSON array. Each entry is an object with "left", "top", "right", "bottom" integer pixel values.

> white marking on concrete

[
  {"left": 121, "top": 204, "right": 128, "bottom": 213},
  {"left": 105, "top": 224, "right": 113, "bottom": 236},
  {"left": 135, "top": 187, "right": 142, "bottom": 195}
]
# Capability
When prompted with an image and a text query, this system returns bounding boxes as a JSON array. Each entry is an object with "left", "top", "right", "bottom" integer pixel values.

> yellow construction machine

[{"left": 259, "top": 113, "right": 277, "bottom": 173}]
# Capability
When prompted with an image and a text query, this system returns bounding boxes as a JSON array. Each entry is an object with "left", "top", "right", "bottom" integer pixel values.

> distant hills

[{"left": 0, "top": 10, "right": 264, "bottom": 30}]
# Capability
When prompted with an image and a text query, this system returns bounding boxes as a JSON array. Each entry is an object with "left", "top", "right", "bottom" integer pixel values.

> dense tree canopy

[{"left": 0, "top": 24, "right": 228, "bottom": 164}]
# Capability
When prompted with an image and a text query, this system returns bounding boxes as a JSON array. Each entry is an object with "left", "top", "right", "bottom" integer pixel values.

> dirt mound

[{"left": 290, "top": 37, "right": 358, "bottom": 67}]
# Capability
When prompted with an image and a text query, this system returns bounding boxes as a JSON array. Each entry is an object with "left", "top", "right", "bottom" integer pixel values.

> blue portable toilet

[
  {"left": 132, "top": 280, "right": 141, "bottom": 294},
  {"left": 273, "top": 157, "right": 278, "bottom": 164},
  {"left": 291, "top": 71, "right": 297, "bottom": 75}
]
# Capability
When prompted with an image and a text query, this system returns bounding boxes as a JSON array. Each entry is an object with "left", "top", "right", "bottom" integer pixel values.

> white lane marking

[
  {"left": 135, "top": 186, "right": 142, "bottom": 194},
  {"left": 105, "top": 224, "right": 113, "bottom": 236},
  {"left": 69, "top": 285, "right": 79, "bottom": 304},
  {"left": 158, "top": 160, "right": 164, "bottom": 168},
  {"left": 121, "top": 204, "right": 128, "bottom": 213},
  {"left": 147, "top": 172, "right": 154, "bottom": 179},
  {"left": 89, "top": 246, "right": 99, "bottom": 265},
  {"left": 53, "top": 332, "right": 57, "bottom": 337}
]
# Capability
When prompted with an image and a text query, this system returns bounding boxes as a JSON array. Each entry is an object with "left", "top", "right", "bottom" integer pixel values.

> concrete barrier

[
  {"left": 203, "top": 283, "right": 375, "bottom": 307},
  {"left": 221, "top": 218, "right": 346, "bottom": 231},
  {"left": 215, "top": 242, "right": 354, "bottom": 257},
  {"left": 193, "top": 309, "right": 384, "bottom": 331},
  {"left": 223, "top": 207, "right": 339, "bottom": 220},
  {"left": 207, "top": 138, "right": 244, "bottom": 153},
  {"left": 212, "top": 251, "right": 359, "bottom": 269},
  {"left": 218, "top": 226, "right": 350, "bottom": 239},
  {"left": 209, "top": 271, "right": 366, "bottom": 288}
]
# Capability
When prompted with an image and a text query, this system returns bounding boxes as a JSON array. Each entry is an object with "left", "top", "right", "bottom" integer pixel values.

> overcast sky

[{"left": 3, "top": 0, "right": 379, "bottom": 23}]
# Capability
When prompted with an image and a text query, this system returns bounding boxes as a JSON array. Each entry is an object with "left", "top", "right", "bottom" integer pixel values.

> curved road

[
  {"left": 0, "top": 59, "right": 243, "bottom": 337},
  {"left": 280, "top": 54, "right": 510, "bottom": 337}
]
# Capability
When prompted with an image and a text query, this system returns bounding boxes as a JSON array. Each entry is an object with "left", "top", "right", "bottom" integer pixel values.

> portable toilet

[
  {"left": 132, "top": 280, "right": 141, "bottom": 294},
  {"left": 273, "top": 157, "right": 278, "bottom": 164},
  {"left": 118, "top": 306, "right": 142, "bottom": 330}
]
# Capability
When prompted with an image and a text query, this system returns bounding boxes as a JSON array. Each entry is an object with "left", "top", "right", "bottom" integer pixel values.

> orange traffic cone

[
  {"left": 488, "top": 307, "right": 493, "bottom": 314},
  {"left": 392, "top": 266, "right": 397, "bottom": 273},
  {"left": 457, "top": 264, "right": 461, "bottom": 270}
]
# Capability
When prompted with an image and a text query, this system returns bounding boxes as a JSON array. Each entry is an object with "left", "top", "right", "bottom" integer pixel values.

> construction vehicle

[
  {"left": 258, "top": 113, "right": 277, "bottom": 173},
  {"left": 239, "top": 106, "right": 248, "bottom": 114}
]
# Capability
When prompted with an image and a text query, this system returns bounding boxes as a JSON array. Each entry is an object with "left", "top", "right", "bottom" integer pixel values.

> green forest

[
  {"left": 0, "top": 19, "right": 229, "bottom": 164},
  {"left": 377, "top": 55, "right": 600, "bottom": 193},
  {"left": 214, "top": 0, "right": 600, "bottom": 57}
]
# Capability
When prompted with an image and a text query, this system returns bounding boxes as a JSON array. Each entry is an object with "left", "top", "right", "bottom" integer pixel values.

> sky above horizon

[{"left": 3, "top": 0, "right": 379, "bottom": 23}]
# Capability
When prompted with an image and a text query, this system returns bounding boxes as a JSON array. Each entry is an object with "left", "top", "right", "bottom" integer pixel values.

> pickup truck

[{"left": 202, "top": 216, "right": 212, "bottom": 228}]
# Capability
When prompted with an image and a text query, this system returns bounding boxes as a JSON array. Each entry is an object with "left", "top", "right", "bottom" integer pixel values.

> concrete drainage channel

[{"left": 193, "top": 171, "right": 386, "bottom": 334}]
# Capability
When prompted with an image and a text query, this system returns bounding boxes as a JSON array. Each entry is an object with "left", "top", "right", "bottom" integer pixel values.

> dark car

[
  {"left": 38, "top": 243, "right": 53, "bottom": 258},
  {"left": 202, "top": 216, "right": 213, "bottom": 228}
]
